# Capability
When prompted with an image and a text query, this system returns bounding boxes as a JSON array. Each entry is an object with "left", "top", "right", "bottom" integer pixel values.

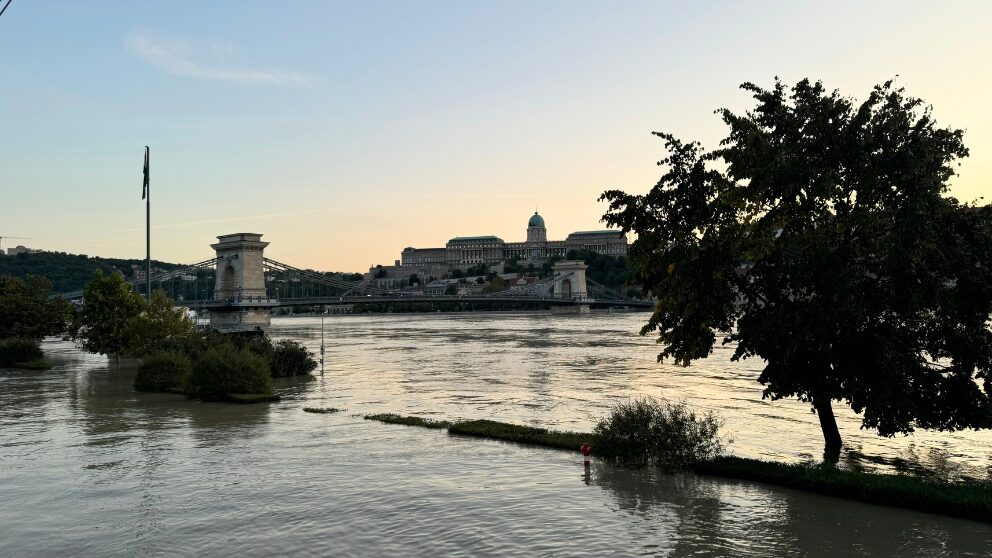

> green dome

[{"left": 528, "top": 211, "right": 545, "bottom": 228}]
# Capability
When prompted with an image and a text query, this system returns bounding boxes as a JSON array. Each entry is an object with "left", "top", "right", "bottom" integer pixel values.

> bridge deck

[{"left": 179, "top": 295, "right": 654, "bottom": 309}]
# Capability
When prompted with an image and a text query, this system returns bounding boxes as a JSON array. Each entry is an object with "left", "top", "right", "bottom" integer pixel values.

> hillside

[
  {"left": 0, "top": 251, "right": 366, "bottom": 296},
  {"left": 0, "top": 251, "right": 185, "bottom": 294}
]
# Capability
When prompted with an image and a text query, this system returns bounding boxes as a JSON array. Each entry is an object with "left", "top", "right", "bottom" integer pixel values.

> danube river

[{"left": 2, "top": 313, "right": 991, "bottom": 556}]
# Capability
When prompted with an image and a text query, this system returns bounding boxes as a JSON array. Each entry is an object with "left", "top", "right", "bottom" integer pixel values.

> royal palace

[{"left": 368, "top": 211, "right": 627, "bottom": 285}]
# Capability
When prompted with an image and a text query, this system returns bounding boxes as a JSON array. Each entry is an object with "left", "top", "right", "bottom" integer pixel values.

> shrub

[
  {"left": 594, "top": 397, "right": 725, "bottom": 469},
  {"left": 0, "top": 337, "right": 43, "bottom": 366},
  {"left": 188, "top": 344, "right": 272, "bottom": 400},
  {"left": 270, "top": 340, "right": 317, "bottom": 377},
  {"left": 364, "top": 413, "right": 451, "bottom": 429},
  {"left": 449, "top": 419, "right": 587, "bottom": 449},
  {"left": 134, "top": 352, "right": 192, "bottom": 392}
]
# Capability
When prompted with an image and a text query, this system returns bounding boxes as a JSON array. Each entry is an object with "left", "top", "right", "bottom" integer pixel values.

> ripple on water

[{"left": 1, "top": 318, "right": 992, "bottom": 556}]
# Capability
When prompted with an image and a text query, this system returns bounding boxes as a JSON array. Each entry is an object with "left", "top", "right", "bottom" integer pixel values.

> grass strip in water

[
  {"left": 304, "top": 407, "right": 344, "bottom": 414},
  {"left": 448, "top": 419, "right": 592, "bottom": 451},
  {"left": 358, "top": 413, "right": 992, "bottom": 523},
  {"left": 222, "top": 393, "right": 282, "bottom": 404},
  {"left": 363, "top": 413, "right": 451, "bottom": 429},
  {"left": 695, "top": 456, "right": 992, "bottom": 523},
  {"left": 11, "top": 359, "right": 51, "bottom": 370}
]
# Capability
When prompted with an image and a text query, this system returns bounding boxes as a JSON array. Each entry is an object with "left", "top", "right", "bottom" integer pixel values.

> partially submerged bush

[
  {"left": 134, "top": 352, "right": 192, "bottom": 392},
  {"left": 304, "top": 407, "right": 343, "bottom": 414},
  {"left": 449, "top": 419, "right": 587, "bottom": 450},
  {"left": 0, "top": 337, "right": 43, "bottom": 366},
  {"left": 594, "top": 397, "right": 725, "bottom": 469},
  {"left": 270, "top": 340, "right": 318, "bottom": 377},
  {"left": 188, "top": 344, "right": 272, "bottom": 400},
  {"left": 156, "top": 332, "right": 318, "bottom": 379},
  {"left": 364, "top": 413, "right": 451, "bottom": 429}
]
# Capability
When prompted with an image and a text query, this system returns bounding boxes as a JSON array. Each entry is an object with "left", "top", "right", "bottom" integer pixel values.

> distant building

[
  {"left": 131, "top": 264, "right": 168, "bottom": 281},
  {"left": 371, "top": 211, "right": 627, "bottom": 282},
  {"left": 7, "top": 245, "right": 40, "bottom": 256}
]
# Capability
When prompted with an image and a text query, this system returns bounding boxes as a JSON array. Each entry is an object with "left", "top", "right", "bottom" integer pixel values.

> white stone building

[{"left": 372, "top": 211, "right": 627, "bottom": 282}]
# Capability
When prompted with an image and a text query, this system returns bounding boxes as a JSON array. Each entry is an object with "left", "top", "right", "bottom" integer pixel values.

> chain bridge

[{"left": 59, "top": 233, "right": 653, "bottom": 331}]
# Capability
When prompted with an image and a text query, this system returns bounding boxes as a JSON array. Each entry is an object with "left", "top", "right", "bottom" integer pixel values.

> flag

[{"left": 142, "top": 146, "right": 149, "bottom": 199}]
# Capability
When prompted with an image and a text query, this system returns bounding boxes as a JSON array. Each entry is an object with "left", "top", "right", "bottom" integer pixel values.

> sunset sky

[{"left": 1, "top": 1, "right": 989, "bottom": 272}]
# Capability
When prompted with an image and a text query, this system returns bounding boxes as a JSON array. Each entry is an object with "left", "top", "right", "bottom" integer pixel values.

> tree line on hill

[
  {"left": 0, "top": 250, "right": 366, "bottom": 299},
  {"left": 0, "top": 251, "right": 183, "bottom": 294}
]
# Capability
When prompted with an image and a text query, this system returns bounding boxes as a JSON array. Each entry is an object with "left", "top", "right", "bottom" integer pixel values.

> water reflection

[
  {"left": 3, "top": 324, "right": 992, "bottom": 557},
  {"left": 590, "top": 461, "right": 992, "bottom": 557},
  {"left": 270, "top": 314, "right": 992, "bottom": 475}
]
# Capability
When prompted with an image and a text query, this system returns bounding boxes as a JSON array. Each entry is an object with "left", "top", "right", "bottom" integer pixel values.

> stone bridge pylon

[
  {"left": 550, "top": 260, "right": 590, "bottom": 314},
  {"left": 210, "top": 233, "right": 277, "bottom": 332}
]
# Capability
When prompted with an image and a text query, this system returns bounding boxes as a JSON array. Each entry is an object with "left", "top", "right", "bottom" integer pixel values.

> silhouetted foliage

[
  {"left": 464, "top": 263, "right": 489, "bottom": 277},
  {"left": 602, "top": 78, "right": 992, "bottom": 460},
  {"left": 154, "top": 331, "right": 317, "bottom": 378},
  {"left": 188, "top": 344, "right": 272, "bottom": 400},
  {"left": 134, "top": 352, "right": 192, "bottom": 392},
  {"left": 124, "top": 290, "right": 195, "bottom": 357},
  {"left": 270, "top": 340, "right": 317, "bottom": 377},
  {"left": 503, "top": 255, "right": 523, "bottom": 274},
  {"left": 482, "top": 276, "right": 506, "bottom": 293},
  {"left": 0, "top": 338, "right": 44, "bottom": 366},
  {"left": 566, "top": 249, "right": 629, "bottom": 292},
  {"left": 0, "top": 275, "right": 74, "bottom": 339},
  {"left": 594, "top": 397, "right": 725, "bottom": 469},
  {"left": 0, "top": 251, "right": 184, "bottom": 294},
  {"left": 75, "top": 270, "right": 147, "bottom": 358}
]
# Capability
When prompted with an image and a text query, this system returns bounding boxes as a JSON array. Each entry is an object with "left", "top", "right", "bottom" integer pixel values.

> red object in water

[{"left": 580, "top": 443, "right": 591, "bottom": 457}]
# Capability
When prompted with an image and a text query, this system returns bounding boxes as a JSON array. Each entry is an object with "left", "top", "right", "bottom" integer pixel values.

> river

[{"left": 2, "top": 312, "right": 991, "bottom": 556}]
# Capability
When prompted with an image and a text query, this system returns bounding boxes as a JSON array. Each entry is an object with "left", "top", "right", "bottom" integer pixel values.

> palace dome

[{"left": 528, "top": 211, "right": 545, "bottom": 228}]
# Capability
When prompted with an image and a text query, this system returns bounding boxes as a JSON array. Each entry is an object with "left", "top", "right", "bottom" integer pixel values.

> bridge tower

[
  {"left": 209, "top": 233, "right": 277, "bottom": 332},
  {"left": 551, "top": 260, "right": 590, "bottom": 314}
]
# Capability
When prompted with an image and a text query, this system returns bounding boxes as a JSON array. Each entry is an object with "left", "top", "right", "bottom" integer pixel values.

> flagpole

[{"left": 144, "top": 146, "right": 151, "bottom": 303}]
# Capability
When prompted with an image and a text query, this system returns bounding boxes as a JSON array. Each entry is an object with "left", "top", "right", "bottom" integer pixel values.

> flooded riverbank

[{"left": 2, "top": 314, "right": 992, "bottom": 556}]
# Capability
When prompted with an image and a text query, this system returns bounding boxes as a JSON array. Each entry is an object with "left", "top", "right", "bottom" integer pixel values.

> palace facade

[{"left": 369, "top": 211, "right": 627, "bottom": 285}]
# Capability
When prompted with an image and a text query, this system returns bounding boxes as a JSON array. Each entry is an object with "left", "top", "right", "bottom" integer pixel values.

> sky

[{"left": 1, "top": 1, "right": 989, "bottom": 272}]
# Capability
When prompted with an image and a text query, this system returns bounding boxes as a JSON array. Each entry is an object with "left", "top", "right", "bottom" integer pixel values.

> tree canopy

[
  {"left": 0, "top": 251, "right": 183, "bottom": 294},
  {"left": 0, "top": 274, "right": 73, "bottom": 339},
  {"left": 123, "top": 290, "right": 195, "bottom": 357},
  {"left": 601, "top": 78, "right": 992, "bottom": 460},
  {"left": 75, "top": 270, "right": 148, "bottom": 357}
]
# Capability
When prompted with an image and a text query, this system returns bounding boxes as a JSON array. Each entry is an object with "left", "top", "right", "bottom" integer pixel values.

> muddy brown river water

[{"left": 2, "top": 313, "right": 991, "bottom": 556}]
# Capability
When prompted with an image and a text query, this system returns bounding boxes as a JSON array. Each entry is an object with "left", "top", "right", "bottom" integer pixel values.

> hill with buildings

[
  {"left": 0, "top": 251, "right": 186, "bottom": 294},
  {"left": 0, "top": 251, "right": 365, "bottom": 296}
]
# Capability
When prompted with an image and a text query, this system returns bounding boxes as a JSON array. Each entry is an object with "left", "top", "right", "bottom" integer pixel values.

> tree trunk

[{"left": 813, "top": 395, "right": 842, "bottom": 462}]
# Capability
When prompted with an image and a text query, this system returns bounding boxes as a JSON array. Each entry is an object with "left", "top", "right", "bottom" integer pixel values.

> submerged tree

[
  {"left": 76, "top": 271, "right": 195, "bottom": 360},
  {"left": 601, "top": 78, "right": 992, "bottom": 460},
  {"left": 76, "top": 270, "right": 147, "bottom": 359},
  {"left": 0, "top": 274, "right": 73, "bottom": 339},
  {"left": 123, "top": 290, "right": 195, "bottom": 357}
]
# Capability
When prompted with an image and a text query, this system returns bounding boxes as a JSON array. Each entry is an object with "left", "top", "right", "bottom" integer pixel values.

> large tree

[
  {"left": 76, "top": 271, "right": 195, "bottom": 359},
  {"left": 123, "top": 290, "right": 195, "bottom": 357},
  {"left": 601, "top": 78, "right": 992, "bottom": 460},
  {"left": 76, "top": 270, "right": 147, "bottom": 359},
  {"left": 0, "top": 274, "right": 73, "bottom": 339}
]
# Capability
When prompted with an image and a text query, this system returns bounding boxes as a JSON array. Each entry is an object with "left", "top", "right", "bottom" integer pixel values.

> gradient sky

[{"left": 1, "top": 1, "right": 989, "bottom": 271}]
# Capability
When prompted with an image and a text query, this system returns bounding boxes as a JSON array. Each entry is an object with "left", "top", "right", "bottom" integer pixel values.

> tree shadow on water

[
  {"left": 590, "top": 462, "right": 992, "bottom": 557},
  {"left": 590, "top": 462, "right": 799, "bottom": 557}
]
